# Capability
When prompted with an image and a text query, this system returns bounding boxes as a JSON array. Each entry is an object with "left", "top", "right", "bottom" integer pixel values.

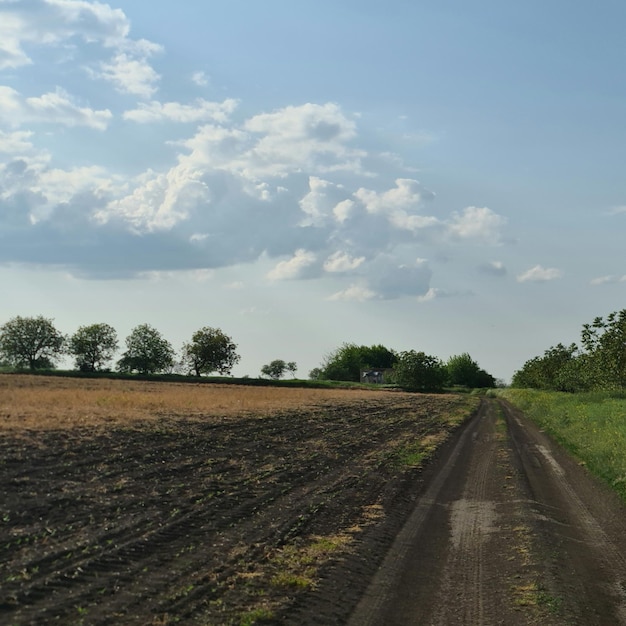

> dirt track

[{"left": 349, "top": 398, "right": 626, "bottom": 625}]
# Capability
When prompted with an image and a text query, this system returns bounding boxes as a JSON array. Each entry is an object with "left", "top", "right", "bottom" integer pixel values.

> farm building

[{"left": 360, "top": 368, "right": 395, "bottom": 384}]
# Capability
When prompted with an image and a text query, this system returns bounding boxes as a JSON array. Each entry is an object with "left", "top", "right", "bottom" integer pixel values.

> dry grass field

[{"left": 0, "top": 374, "right": 389, "bottom": 430}]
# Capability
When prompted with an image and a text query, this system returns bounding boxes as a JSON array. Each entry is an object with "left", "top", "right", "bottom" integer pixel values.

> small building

[{"left": 360, "top": 368, "right": 395, "bottom": 384}]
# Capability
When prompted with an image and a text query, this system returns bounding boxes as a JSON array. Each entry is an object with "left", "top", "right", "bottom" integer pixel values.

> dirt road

[{"left": 348, "top": 398, "right": 626, "bottom": 625}]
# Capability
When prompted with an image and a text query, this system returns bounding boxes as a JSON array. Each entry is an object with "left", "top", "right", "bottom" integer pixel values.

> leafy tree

[
  {"left": 447, "top": 353, "right": 496, "bottom": 388},
  {"left": 0, "top": 316, "right": 65, "bottom": 370},
  {"left": 117, "top": 324, "right": 175, "bottom": 375},
  {"left": 309, "top": 367, "right": 324, "bottom": 380},
  {"left": 511, "top": 343, "right": 589, "bottom": 392},
  {"left": 68, "top": 323, "right": 118, "bottom": 372},
  {"left": 581, "top": 310, "right": 626, "bottom": 389},
  {"left": 261, "top": 359, "right": 287, "bottom": 380},
  {"left": 318, "top": 343, "right": 397, "bottom": 382},
  {"left": 181, "top": 327, "right": 240, "bottom": 376},
  {"left": 286, "top": 361, "right": 297, "bottom": 378},
  {"left": 392, "top": 350, "right": 447, "bottom": 392}
]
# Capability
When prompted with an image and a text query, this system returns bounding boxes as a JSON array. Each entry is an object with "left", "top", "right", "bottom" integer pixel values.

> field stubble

[{"left": 0, "top": 374, "right": 478, "bottom": 625}]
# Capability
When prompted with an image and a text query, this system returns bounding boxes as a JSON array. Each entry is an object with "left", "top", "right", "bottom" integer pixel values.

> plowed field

[{"left": 0, "top": 375, "right": 477, "bottom": 625}]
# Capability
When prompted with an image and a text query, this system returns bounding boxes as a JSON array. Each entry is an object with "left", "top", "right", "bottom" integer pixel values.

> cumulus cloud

[
  {"left": 123, "top": 98, "right": 238, "bottom": 124},
  {"left": 0, "top": 4, "right": 513, "bottom": 299},
  {"left": 267, "top": 249, "right": 318, "bottom": 281},
  {"left": 299, "top": 176, "right": 352, "bottom": 227},
  {"left": 517, "top": 265, "right": 563, "bottom": 283},
  {"left": 0, "top": 130, "right": 35, "bottom": 154},
  {"left": 328, "top": 285, "right": 377, "bottom": 302},
  {"left": 96, "top": 52, "right": 161, "bottom": 97},
  {"left": 0, "top": 0, "right": 161, "bottom": 96},
  {"left": 0, "top": 0, "right": 129, "bottom": 70},
  {"left": 323, "top": 251, "right": 365, "bottom": 273},
  {"left": 447, "top": 206, "right": 505, "bottom": 244},
  {"left": 243, "top": 103, "right": 365, "bottom": 176},
  {"left": 0, "top": 86, "right": 112, "bottom": 130},
  {"left": 191, "top": 71, "right": 210, "bottom": 87},
  {"left": 355, "top": 178, "right": 434, "bottom": 214}
]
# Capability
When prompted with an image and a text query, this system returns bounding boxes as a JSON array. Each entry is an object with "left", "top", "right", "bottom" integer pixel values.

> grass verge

[{"left": 500, "top": 388, "right": 626, "bottom": 501}]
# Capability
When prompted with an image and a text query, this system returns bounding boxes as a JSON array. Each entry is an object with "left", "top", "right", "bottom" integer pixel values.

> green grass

[{"left": 501, "top": 388, "right": 626, "bottom": 500}]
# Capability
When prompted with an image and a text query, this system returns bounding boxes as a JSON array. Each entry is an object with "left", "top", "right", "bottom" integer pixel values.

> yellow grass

[{"left": 0, "top": 374, "right": 393, "bottom": 430}]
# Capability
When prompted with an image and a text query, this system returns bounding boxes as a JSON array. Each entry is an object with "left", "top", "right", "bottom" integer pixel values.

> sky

[{"left": 1, "top": 0, "right": 625, "bottom": 382}]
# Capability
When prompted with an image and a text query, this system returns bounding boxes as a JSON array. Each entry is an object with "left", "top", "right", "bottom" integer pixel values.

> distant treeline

[
  {"left": 512, "top": 310, "right": 626, "bottom": 392},
  {"left": 0, "top": 316, "right": 499, "bottom": 391}
]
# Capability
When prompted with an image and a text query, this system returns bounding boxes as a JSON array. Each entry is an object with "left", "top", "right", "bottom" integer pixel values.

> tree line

[
  {"left": 512, "top": 309, "right": 626, "bottom": 392},
  {"left": 0, "top": 316, "right": 240, "bottom": 376},
  {"left": 310, "top": 343, "right": 497, "bottom": 391},
  {"left": 0, "top": 316, "right": 498, "bottom": 390}
]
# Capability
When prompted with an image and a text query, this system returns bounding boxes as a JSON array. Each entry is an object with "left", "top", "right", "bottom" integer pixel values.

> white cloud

[
  {"left": 124, "top": 98, "right": 238, "bottom": 124},
  {"left": 0, "top": 2, "right": 514, "bottom": 297},
  {"left": 478, "top": 260, "right": 507, "bottom": 277},
  {"left": 352, "top": 179, "right": 440, "bottom": 236},
  {"left": 0, "top": 0, "right": 130, "bottom": 69},
  {"left": 191, "top": 71, "right": 210, "bottom": 87},
  {"left": 243, "top": 102, "right": 365, "bottom": 176},
  {"left": 333, "top": 198, "right": 355, "bottom": 223},
  {"left": 97, "top": 164, "right": 210, "bottom": 232},
  {"left": 590, "top": 275, "right": 626, "bottom": 285},
  {"left": 447, "top": 206, "right": 505, "bottom": 244},
  {"left": 0, "top": 130, "right": 34, "bottom": 154},
  {"left": 267, "top": 249, "right": 317, "bottom": 280},
  {"left": 323, "top": 251, "right": 365, "bottom": 273},
  {"left": 96, "top": 52, "right": 160, "bottom": 97},
  {"left": 0, "top": 86, "right": 112, "bottom": 130},
  {"left": 0, "top": 0, "right": 162, "bottom": 97},
  {"left": 299, "top": 176, "right": 352, "bottom": 227},
  {"left": 355, "top": 178, "right": 434, "bottom": 214},
  {"left": 517, "top": 265, "right": 563, "bottom": 283},
  {"left": 328, "top": 285, "right": 377, "bottom": 302},
  {"left": 417, "top": 288, "right": 439, "bottom": 302}
]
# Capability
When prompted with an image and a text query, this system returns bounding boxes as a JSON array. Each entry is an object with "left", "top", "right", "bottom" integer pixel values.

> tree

[
  {"left": 309, "top": 367, "right": 323, "bottom": 380},
  {"left": 181, "top": 327, "right": 240, "bottom": 376},
  {"left": 511, "top": 343, "right": 590, "bottom": 392},
  {"left": 117, "top": 324, "right": 175, "bottom": 375},
  {"left": 318, "top": 343, "right": 397, "bottom": 382},
  {"left": 68, "top": 323, "right": 118, "bottom": 372},
  {"left": 581, "top": 310, "right": 626, "bottom": 389},
  {"left": 392, "top": 350, "right": 447, "bottom": 392},
  {"left": 261, "top": 359, "right": 287, "bottom": 380},
  {"left": 446, "top": 353, "right": 496, "bottom": 388},
  {"left": 286, "top": 361, "right": 297, "bottom": 378},
  {"left": 0, "top": 316, "right": 65, "bottom": 370}
]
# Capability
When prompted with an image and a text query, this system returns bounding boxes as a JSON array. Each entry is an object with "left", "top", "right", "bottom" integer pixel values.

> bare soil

[
  {"left": 0, "top": 379, "right": 474, "bottom": 625},
  {"left": 5, "top": 380, "right": 626, "bottom": 626}
]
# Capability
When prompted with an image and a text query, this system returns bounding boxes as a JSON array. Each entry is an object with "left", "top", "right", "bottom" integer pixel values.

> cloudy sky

[{"left": 1, "top": 0, "right": 625, "bottom": 381}]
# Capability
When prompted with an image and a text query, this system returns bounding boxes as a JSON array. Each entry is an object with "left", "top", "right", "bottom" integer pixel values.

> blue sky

[{"left": 1, "top": 0, "right": 625, "bottom": 381}]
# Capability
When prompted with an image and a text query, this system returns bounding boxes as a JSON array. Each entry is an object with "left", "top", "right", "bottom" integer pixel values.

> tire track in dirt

[
  {"left": 431, "top": 402, "right": 499, "bottom": 625},
  {"left": 347, "top": 400, "right": 488, "bottom": 626}
]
